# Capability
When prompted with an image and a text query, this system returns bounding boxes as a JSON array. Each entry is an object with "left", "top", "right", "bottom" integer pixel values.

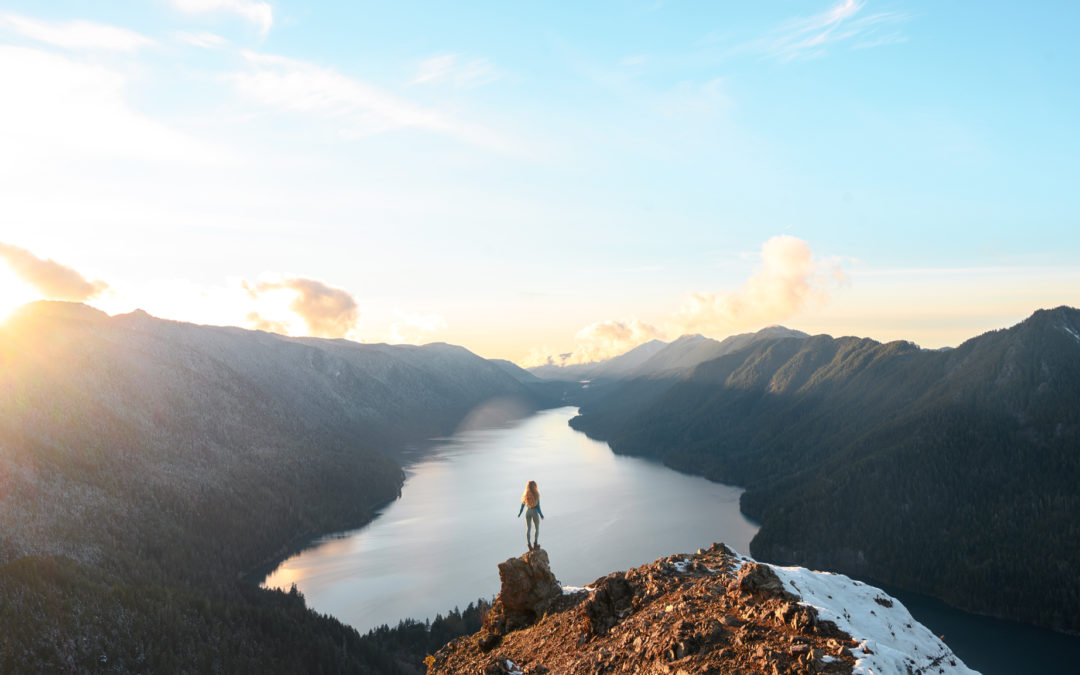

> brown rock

[
  {"left": 583, "top": 571, "right": 636, "bottom": 637},
  {"left": 737, "top": 562, "right": 796, "bottom": 600},
  {"left": 477, "top": 632, "right": 502, "bottom": 652},
  {"left": 429, "top": 543, "right": 856, "bottom": 675},
  {"left": 483, "top": 548, "right": 564, "bottom": 636}
]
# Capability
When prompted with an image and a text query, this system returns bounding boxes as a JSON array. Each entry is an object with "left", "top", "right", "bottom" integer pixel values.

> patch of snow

[
  {"left": 1062, "top": 324, "right": 1080, "bottom": 344},
  {"left": 505, "top": 658, "right": 523, "bottom": 674},
  {"left": 562, "top": 585, "right": 588, "bottom": 595},
  {"left": 769, "top": 564, "right": 979, "bottom": 675},
  {"left": 672, "top": 557, "right": 693, "bottom": 573}
]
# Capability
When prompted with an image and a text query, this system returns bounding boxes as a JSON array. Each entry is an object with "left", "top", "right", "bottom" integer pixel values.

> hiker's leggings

[{"left": 525, "top": 507, "right": 540, "bottom": 542}]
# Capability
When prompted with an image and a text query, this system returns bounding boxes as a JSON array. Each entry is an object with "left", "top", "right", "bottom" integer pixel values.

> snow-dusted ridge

[
  {"left": 770, "top": 564, "right": 979, "bottom": 675},
  {"left": 724, "top": 550, "right": 974, "bottom": 673},
  {"left": 435, "top": 544, "right": 981, "bottom": 674}
]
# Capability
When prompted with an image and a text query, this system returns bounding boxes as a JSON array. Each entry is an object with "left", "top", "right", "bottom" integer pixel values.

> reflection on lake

[{"left": 263, "top": 406, "right": 759, "bottom": 633}]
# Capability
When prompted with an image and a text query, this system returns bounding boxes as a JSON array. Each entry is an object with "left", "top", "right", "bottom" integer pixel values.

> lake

[
  {"left": 262, "top": 406, "right": 759, "bottom": 632},
  {"left": 263, "top": 405, "right": 1080, "bottom": 673}
]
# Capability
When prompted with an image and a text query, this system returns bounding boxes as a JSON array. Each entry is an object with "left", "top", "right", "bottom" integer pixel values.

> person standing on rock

[{"left": 517, "top": 480, "right": 544, "bottom": 550}]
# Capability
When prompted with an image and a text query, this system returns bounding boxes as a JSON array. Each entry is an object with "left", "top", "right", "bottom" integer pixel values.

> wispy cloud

[
  {"left": 0, "top": 242, "right": 108, "bottom": 301},
  {"left": 243, "top": 277, "right": 359, "bottom": 338},
  {"left": 173, "top": 31, "right": 230, "bottom": 49},
  {"left": 229, "top": 51, "right": 516, "bottom": 151},
  {"left": 169, "top": 0, "right": 273, "bottom": 36},
  {"left": 411, "top": 54, "right": 502, "bottom": 89},
  {"left": 0, "top": 13, "right": 154, "bottom": 52},
  {"left": 756, "top": 0, "right": 908, "bottom": 61}
]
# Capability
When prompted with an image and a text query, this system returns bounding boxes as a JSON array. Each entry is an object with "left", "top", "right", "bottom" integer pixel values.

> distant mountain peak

[
  {"left": 755, "top": 324, "right": 809, "bottom": 338},
  {"left": 669, "top": 333, "right": 708, "bottom": 344},
  {"left": 1028, "top": 305, "right": 1080, "bottom": 330}
]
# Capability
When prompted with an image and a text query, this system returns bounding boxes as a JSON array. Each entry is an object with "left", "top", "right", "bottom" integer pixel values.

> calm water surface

[
  {"left": 263, "top": 406, "right": 1080, "bottom": 674},
  {"left": 263, "top": 406, "right": 759, "bottom": 633}
]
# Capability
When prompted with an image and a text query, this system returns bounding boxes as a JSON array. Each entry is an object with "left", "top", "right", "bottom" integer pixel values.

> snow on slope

[{"left": 770, "top": 564, "right": 979, "bottom": 675}]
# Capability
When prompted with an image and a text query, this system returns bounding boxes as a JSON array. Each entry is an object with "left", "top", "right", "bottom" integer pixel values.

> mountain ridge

[
  {"left": 0, "top": 301, "right": 556, "bottom": 672},
  {"left": 568, "top": 306, "right": 1080, "bottom": 633},
  {"left": 527, "top": 325, "right": 811, "bottom": 382}
]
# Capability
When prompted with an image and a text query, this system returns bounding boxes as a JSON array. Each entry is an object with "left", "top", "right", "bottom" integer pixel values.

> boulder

[
  {"left": 736, "top": 562, "right": 796, "bottom": 600},
  {"left": 481, "top": 548, "right": 563, "bottom": 641}
]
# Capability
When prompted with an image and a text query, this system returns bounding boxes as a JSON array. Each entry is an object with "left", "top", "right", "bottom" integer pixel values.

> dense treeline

[
  {"left": 0, "top": 302, "right": 547, "bottom": 672},
  {"left": 362, "top": 599, "right": 491, "bottom": 670},
  {"left": 0, "top": 556, "right": 489, "bottom": 674},
  {"left": 570, "top": 307, "right": 1080, "bottom": 633}
]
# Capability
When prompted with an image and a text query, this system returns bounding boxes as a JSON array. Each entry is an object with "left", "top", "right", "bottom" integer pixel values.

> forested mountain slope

[
  {"left": 0, "top": 301, "right": 549, "bottom": 672},
  {"left": 570, "top": 307, "right": 1080, "bottom": 633}
]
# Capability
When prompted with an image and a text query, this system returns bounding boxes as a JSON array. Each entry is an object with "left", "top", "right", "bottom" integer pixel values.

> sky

[{"left": 1, "top": 1, "right": 1078, "bottom": 365}]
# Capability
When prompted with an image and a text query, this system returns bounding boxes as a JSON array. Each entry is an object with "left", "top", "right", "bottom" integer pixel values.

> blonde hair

[{"left": 521, "top": 480, "right": 539, "bottom": 508}]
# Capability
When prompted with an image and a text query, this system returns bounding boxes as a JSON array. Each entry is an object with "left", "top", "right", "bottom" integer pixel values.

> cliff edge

[{"left": 429, "top": 543, "right": 977, "bottom": 675}]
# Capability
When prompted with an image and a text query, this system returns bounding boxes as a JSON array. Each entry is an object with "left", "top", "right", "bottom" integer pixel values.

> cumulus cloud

[
  {"left": 673, "top": 235, "right": 845, "bottom": 335},
  {"left": 244, "top": 277, "right": 359, "bottom": 338},
  {"left": 0, "top": 13, "right": 154, "bottom": 52},
  {"left": 523, "top": 318, "right": 664, "bottom": 367},
  {"left": 245, "top": 311, "right": 290, "bottom": 334},
  {"left": 0, "top": 241, "right": 108, "bottom": 301},
  {"left": 169, "top": 0, "right": 273, "bottom": 36},
  {"left": 575, "top": 319, "right": 664, "bottom": 361},
  {"left": 522, "top": 236, "right": 847, "bottom": 368},
  {"left": 385, "top": 311, "right": 447, "bottom": 345}
]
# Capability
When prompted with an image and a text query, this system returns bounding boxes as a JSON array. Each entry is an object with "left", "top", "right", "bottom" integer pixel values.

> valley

[{"left": 2, "top": 301, "right": 1078, "bottom": 673}]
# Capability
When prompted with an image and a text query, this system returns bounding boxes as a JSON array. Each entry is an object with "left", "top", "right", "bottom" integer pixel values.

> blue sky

[{"left": 1, "top": 1, "right": 1077, "bottom": 363}]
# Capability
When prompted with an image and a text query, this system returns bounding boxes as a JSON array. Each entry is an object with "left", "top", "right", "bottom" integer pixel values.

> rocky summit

[{"left": 428, "top": 543, "right": 976, "bottom": 675}]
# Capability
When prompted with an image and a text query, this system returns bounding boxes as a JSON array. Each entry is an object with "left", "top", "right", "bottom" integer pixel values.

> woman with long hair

[{"left": 516, "top": 480, "right": 544, "bottom": 550}]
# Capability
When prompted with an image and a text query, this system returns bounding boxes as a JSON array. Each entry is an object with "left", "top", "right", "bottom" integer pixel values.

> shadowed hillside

[
  {"left": 0, "top": 301, "right": 552, "bottom": 673},
  {"left": 570, "top": 307, "right": 1080, "bottom": 633}
]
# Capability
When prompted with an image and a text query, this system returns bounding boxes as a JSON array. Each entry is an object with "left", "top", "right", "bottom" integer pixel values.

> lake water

[
  {"left": 263, "top": 406, "right": 759, "bottom": 633},
  {"left": 263, "top": 405, "right": 1080, "bottom": 673}
]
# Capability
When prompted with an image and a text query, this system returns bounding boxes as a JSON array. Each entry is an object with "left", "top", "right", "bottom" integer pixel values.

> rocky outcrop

[
  {"left": 428, "top": 543, "right": 977, "bottom": 675},
  {"left": 477, "top": 548, "right": 577, "bottom": 651}
]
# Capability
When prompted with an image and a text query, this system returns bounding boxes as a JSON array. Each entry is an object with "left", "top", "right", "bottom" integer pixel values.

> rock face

[
  {"left": 478, "top": 548, "right": 572, "bottom": 649},
  {"left": 428, "top": 543, "right": 977, "bottom": 675}
]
